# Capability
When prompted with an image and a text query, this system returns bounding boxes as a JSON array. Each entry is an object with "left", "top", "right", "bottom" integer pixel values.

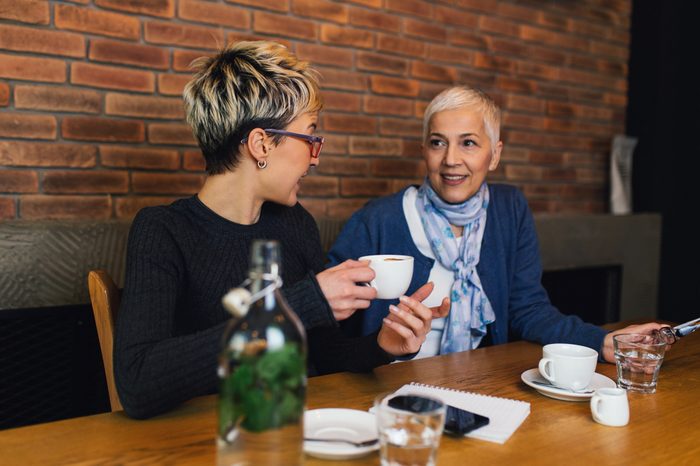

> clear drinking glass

[
  {"left": 374, "top": 393, "right": 446, "bottom": 466},
  {"left": 613, "top": 333, "right": 667, "bottom": 393}
]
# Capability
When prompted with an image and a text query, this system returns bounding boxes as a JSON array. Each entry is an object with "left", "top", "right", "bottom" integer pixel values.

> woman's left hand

[
  {"left": 377, "top": 282, "right": 450, "bottom": 356},
  {"left": 601, "top": 322, "right": 674, "bottom": 362}
]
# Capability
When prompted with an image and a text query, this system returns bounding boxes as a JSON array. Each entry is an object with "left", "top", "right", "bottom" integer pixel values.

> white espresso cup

[
  {"left": 590, "top": 387, "right": 629, "bottom": 427},
  {"left": 359, "top": 254, "right": 414, "bottom": 300},
  {"left": 538, "top": 343, "right": 598, "bottom": 391}
]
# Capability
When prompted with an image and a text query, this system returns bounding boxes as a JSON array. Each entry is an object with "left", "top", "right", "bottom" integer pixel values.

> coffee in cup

[
  {"left": 358, "top": 254, "right": 414, "bottom": 300},
  {"left": 538, "top": 343, "right": 598, "bottom": 391}
]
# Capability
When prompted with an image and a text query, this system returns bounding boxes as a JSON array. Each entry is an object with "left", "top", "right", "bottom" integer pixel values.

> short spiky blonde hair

[
  {"left": 423, "top": 86, "right": 501, "bottom": 154},
  {"left": 183, "top": 41, "right": 323, "bottom": 175}
]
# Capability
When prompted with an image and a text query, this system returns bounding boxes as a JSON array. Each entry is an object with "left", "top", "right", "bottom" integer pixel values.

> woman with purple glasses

[{"left": 114, "top": 41, "right": 448, "bottom": 419}]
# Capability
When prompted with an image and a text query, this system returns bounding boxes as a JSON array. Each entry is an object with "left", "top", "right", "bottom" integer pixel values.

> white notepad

[{"left": 393, "top": 382, "right": 530, "bottom": 444}]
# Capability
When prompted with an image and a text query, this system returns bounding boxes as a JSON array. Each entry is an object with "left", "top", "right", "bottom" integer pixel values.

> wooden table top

[{"left": 2, "top": 334, "right": 700, "bottom": 465}]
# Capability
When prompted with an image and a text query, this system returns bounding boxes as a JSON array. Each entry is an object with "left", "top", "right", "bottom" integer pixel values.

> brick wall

[{"left": 0, "top": 0, "right": 630, "bottom": 220}]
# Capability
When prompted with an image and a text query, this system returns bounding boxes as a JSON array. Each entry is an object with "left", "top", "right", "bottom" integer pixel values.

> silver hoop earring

[{"left": 257, "top": 160, "right": 267, "bottom": 169}]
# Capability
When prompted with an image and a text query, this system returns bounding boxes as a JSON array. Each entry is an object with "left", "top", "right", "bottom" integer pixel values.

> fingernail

[
  {"left": 388, "top": 305, "right": 400, "bottom": 314},
  {"left": 383, "top": 318, "right": 392, "bottom": 325},
  {"left": 398, "top": 295, "right": 409, "bottom": 303}
]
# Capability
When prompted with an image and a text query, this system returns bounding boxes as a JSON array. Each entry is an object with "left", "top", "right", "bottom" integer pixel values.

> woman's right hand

[
  {"left": 316, "top": 260, "right": 377, "bottom": 321},
  {"left": 377, "top": 282, "right": 450, "bottom": 356}
]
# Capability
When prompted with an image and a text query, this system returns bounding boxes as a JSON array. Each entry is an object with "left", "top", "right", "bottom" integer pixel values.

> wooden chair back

[{"left": 88, "top": 270, "right": 123, "bottom": 412}]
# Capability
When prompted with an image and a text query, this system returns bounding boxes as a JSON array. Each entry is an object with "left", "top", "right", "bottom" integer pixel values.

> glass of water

[
  {"left": 613, "top": 333, "right": 667, "bottom": 393},
  {"left": 374, "top": 393, "right": 446, "bottom": 466}
]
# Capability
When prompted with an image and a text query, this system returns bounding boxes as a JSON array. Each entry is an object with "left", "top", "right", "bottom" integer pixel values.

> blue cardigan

[{"left": 328, "top": 184, "right": 607, "bottom": 353}]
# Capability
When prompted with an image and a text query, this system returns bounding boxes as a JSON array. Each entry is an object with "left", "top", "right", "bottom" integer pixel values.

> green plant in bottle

[{"left": 217, "top": 240, "right": 307, "bottom": 465}]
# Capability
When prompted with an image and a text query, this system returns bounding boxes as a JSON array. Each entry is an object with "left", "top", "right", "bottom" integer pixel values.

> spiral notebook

[{"left": 393, "top": 382, "right": 530, "bottom": 444}]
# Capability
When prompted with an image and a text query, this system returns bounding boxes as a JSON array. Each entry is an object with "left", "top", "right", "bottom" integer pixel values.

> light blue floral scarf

[{"left": 415, "top": 180, "right": 495, "bottom": 354}]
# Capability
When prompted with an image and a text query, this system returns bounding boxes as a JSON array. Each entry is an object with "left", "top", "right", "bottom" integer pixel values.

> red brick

[
  {"left": 434, "top": 5, "right": 478, "bottom": 27},
  {"left": 0, "top": 24, "right": 84, "bottom": 58},
  {"left": 225, "top": 0, "right": 288, "bottom": 12},
  {"left": 0, "top": 141, "right": 96, "bottom": 167},
  {"left": 115, "top": 196, "right": 179, "bottom": 218},
  {"left": 0, "top": 0, "right": 49, "bottom": 25},
  {"left": 100, "top": 145, "right": 180, "bottom": 170},
  {"left": 516, "top": 61, "right": 559, "bottom": 80},
  {"left": 340, "top": 178, "right": 392, "bottom": 197},
  {"left": 298, "top": 175, "right": 338, "bottom": 197},
  {"left": 326, "top": 198, "right": 368, "bottom": 219},
  {"left": 363, "top": 95, "right": 413, "bottom": 116},
  {"left": 605, "top": 93, "right": 627, "bottom": 108},
  {"left": 377, "top": 34, "right": 425, "bottom": 58},
  {"left": 132, "top": 172, "right": 204, "bottom": 194},
  {"left": 386, "top": 0, "right": 432, "bottom": 19},
  {"left": 321, "top": 90, "right": 362, "bottom": 113},
  {"left": 427, "top": 44, "right": 473, "bottom": 66},
  {"left": 401, "top": 137, "right": 423, "bottom": 157},
  {"left": 404, "top": 18, "right": 447, "bottom": 42},
  {"left": 148, "top": 123, "right": 197, "bottom": 146},
  {"left": 356, "top": 52, "right": 408, "bottom": 75},
  {"left": 411, "top": 62, "right": 456, "bottom": 83},
  {"left": 292, "top": 0, "right": 348, "bottom": 24},
  {"left": 316, "top": 66, "right": 367, "bottom": 91},
  {"left": 473, "top": 53, "right": 516, "bottom": 73},
  {"left": 178, "top": 0, "right": 249, "bottom": 28},
  {"left": 590, "top": 40, "right": 628, "bottom": 61},
  {"left": 105, "top": 93, "right": 184, "bottom": 120},
  {"left": 253, "top": 11, "right": 316, "bottom": 40},
  {"left": 349, "top": 137, "right": 402, "bottom": 156},
  {"left": 55, "top": 4, "right": 139, "bottom": 40},
  {"left": 158, "top": 73, "right": 192, "bottom": 96},
  {"left": 379, "top": 117, "right": 422, "bottom": 138},
  {"left": 20, "top": 195, "right": 112, "bottom": 219},
  {"left": 497, "top": 2, "right": 539, "bottom": 22},
  {"left": 371, "top": 159, "right": 424, "bottom": 178},
  {"left": 319, "top": 135, "right": 348, "bottom": 154},
  {"left": 345, "top": 0, "right": 380, "bottom": 7},
  {"left": 452, "top": 0, "right": 498, "bottom": 12},
  {"left": 0, "top": 113, "right": 56, "bottom": 140},
  {"left": 298, "top": 197, "right": 325, "bottom": 218},
  {"left": 502, "top": 112, "right": 545, "bottom": 130},
  {"left": 95, "top": 0, "right": 175, "bottom": 18},
  {"left": 323, "top": 113, "right": 376, "bottom": 134},
  {"left": 145, "top": 21, "right": 224, "bottom": 49},
  {"left": 14, "top": 85, "right": 100, "bottom": 113},
  {"left": 575, "top": 167, "right": 605, "bottom": 183},
  {"left": 349, "top": 8, "right": 400, "bottom": 33},
  {"left": 505, "top": 164, "right": 543, "bottom": 181},
  {"left": 296, "top": 43, "right": 353, "bottom": 68},
  {"left": 542, "top": 167, "right": 576, "bottom": 181},
  {"left": 0, "top": 81, "right": 8, "bottom": 106},
  {"left": 89, "top": 39, "right": 169, "bottom": 70},
  {"left": 505, "top": 94, "right": 546, "bottom": 113},
  {"left": 0, "top": 170, "right": 38, "bottom": 193},
  {"left": 449, "top": 30, "right": 486, "bottom": 49},
  {"left": 173, "top": 49, "right": 209, "bottom": 72},
  {"left": 183, "top": 150, "right": 205, "bottom": 171},
  {"left": 62, "top": 117, "right": 145, "bottom": 142},
  {"left": 546, "top": 102, "right": 613, "bottom": 121},
  {"left": 570, "top": 18, "right": 608, "bottom": 40},
  {"left": 537, "top": 11, "right": 569, "bottom": 31},
  {"left": 528, "top": 150, "right": 564, "bottom": 166},
  {"left": 43, "top": 170, "right": 128, "bottom": 194},
  {"left": 0, "top": 197, "right": 15, "bottom": 219},
  {"left": 320, "top": 24, "right": 373, "bottom": 49},
  {"left": 315, "top": 156, "right": 369, "bottom": 176},
  {"left": 0, "top": 53, "right": 65, "bottom": 83},
  {"left": 370, "top": 75, "right": 419, "bottom": 97},
  {"left": 494, "top": 76, "right": 536, "bottom": 94},
  {"left": 519, "top": 25, "right": 588, "bottom": 52},
  {"left": 227, "top": 32, "right": 292, "bottom": 49},
  {"left": 455, "top": 68, "right": 496, "bottom": 89},
  {"left": 71, "top": 62, "right": 155, "bottom": 93},
  {"left": 479, "top": 16, "right": 520, "bottom": 37},
  {"left": 486, "top": 36, "right": 526, "bottom": 55}
]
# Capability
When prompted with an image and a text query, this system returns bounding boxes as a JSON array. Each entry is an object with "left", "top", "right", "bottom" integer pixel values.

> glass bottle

[{"left": 217, "top": 240, "right": 307, "bottom": 466}]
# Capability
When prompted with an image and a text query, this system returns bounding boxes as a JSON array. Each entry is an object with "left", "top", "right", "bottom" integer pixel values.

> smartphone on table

[{"left": 387, "top": 395, "right": 490, "bottom": 436}]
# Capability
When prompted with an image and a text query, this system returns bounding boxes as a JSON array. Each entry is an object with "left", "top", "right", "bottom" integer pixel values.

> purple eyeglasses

[{"left": 241, "top": 129, "right": 325, "bottom": 159}]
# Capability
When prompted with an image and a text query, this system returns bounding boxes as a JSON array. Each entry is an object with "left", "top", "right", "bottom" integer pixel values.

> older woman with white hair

[{"left": 329, "top": 85, "right": 668, "bottom": 362}]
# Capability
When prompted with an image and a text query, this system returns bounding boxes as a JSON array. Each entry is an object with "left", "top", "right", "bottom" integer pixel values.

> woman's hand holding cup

[{"left": 316, "top": 259, "right": 377, "bottom": 321}]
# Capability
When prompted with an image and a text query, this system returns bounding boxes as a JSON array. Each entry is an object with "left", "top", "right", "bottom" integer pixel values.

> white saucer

[
  {"left": 521, "top": 368, "right": 616, "bottom": 402},
  {"left": 304, "top": 409, "right": 379, "bottom": 460}
]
